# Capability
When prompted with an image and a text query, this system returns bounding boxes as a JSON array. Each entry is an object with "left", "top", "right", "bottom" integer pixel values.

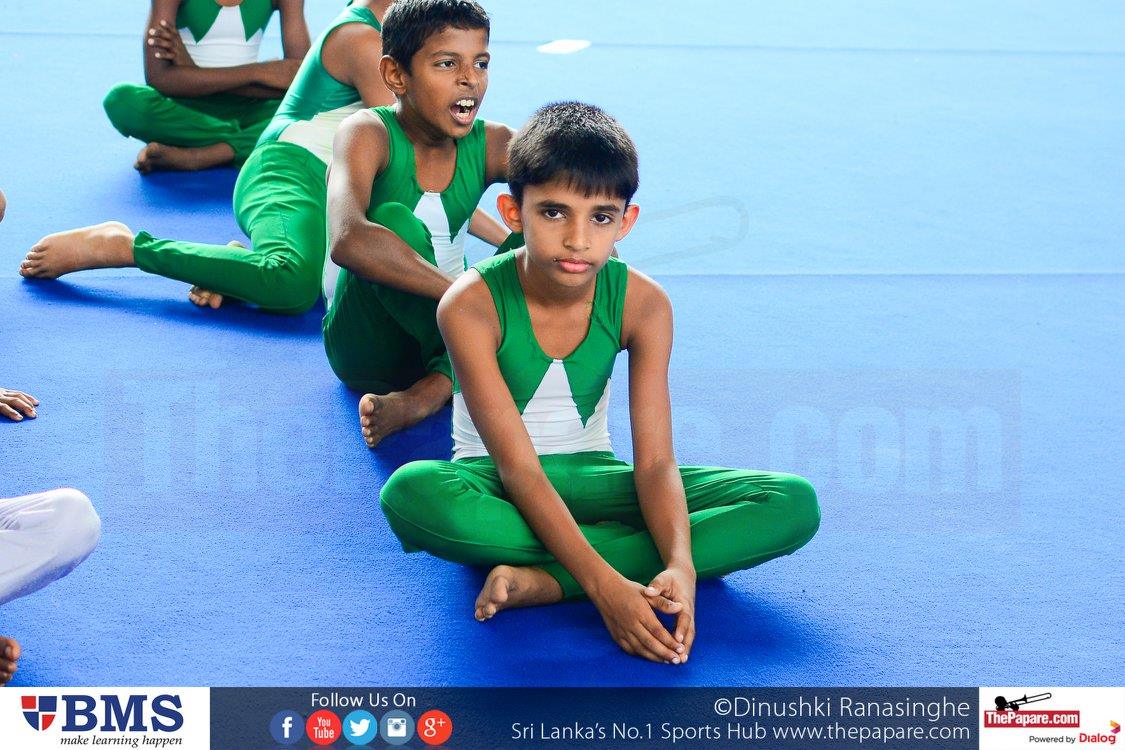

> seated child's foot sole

[
  {"left": 474, "top": 565, "right": 563, "bottom": 621},
  {"left": 20, "top": 221, "right": 133, "bottom": 279}
]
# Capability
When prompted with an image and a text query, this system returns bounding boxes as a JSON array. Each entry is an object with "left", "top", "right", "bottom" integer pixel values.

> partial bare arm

[
  {"left": 143, "top": 0, "right": 300, "bottom": 98},
  {"left": 277, "top": 0, "right": 311, "bottom": 60},
  {"left": 327, "top": 112, "right": 456, "bottom": 300},
  {"left": 622, "top": 269, "right": 697, "bottom": 657}
]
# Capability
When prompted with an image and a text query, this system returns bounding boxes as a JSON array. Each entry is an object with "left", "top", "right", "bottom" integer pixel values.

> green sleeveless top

[
  {"left": 451, "top": 252, "right": 629, "bottom": 460},
  {"left": 177, "top": 0, "right": 273, "bottom": 43},
  {"left": 257, "top": 3, "right": 381, "bottom": 160},
  {"left": 366, "top": 106, "right": 488, "bottom": 277}
]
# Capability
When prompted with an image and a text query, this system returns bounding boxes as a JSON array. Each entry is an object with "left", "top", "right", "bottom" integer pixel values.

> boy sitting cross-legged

[{"left": 380, "top": 103, "right": 821, "bottom": 663}]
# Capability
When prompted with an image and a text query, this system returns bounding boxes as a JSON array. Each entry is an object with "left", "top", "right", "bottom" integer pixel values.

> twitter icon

[{"left": 343, "top": 709, "right": 379, "bottom": 746}]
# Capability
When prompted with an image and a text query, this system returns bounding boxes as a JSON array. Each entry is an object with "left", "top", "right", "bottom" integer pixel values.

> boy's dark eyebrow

[
  {"left": 535, "top": 200, "right": 622, "bottom": 214},
  {"left": 428, "top": 50, "right": 491, "bottom": 59}
]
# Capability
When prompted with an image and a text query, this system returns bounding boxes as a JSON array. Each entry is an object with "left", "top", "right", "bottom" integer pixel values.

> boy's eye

[
  {"left": 474, "top": 60, "right": 489, "bottom": 69},
  {"left": 592, "top": 213, "right": 613, "bottom": 225},
  {"left": 436, "top": 60, "right": 455, "bottom": 69},
  {"left": 543, "top": 209, "right": 563, "bottom": 219}
]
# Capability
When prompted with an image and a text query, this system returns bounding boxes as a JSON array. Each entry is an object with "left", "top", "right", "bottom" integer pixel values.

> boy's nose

[
  {"left": 564, "top": 221, "right": 590, "bottom": 251},
  {"left": 459, "top": 66, "right": 483, "bottom": 89}
]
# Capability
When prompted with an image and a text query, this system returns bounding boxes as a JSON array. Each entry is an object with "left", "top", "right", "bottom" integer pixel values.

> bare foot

[
  {"left": 358, "top": 373, "right": 451, "bottom": 448},
  {"left": 20, "top": 221, "right": 134, "bottom": 279},
  {"left": 475, "top": 565, "right": 563, "bottom": 621},
  {"left": 0, "top": 636, "right": 21, "bottom": 685},
  {"left": 135, "top": 142, "right": 236, "bottom": 173},
  {"left": 188, "top": 241, "right": 245, "bottom": 308}
]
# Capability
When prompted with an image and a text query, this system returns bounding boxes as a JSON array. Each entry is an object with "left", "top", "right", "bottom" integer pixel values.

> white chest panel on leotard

[
  {"left": 279, "top": 101, "right": 365, "bottom": 166},
  {"left": 181, "top": 6, "right": 264, "bottom": 68},
  {"left": 452, "top": 360, "right": 613, "bottom": 461},
  {"left": 413, "top": 192, "right": 468, "bottom": 278}
]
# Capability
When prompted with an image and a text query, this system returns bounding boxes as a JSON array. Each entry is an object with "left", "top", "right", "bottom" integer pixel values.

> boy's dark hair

[
  {"left": 507, "top": 102, "right": 639, "bottom": 205},
  {"left": 381, "top": 0, "right": 490, "bottom": 73}
]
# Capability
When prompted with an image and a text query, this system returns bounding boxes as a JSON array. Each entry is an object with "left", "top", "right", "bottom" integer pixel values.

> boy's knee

[
  {"left": 47, "top": 488, "right": 101, "bottom": 565},
  {"left": 370, "top": 203, "right": 434, "bottom": 258},
  {"left": 381, "top": 462, "right": 442, "bottom": 521},
  {"left": 254, "top": 255, "right": 323, "bottom": 315},
  {"left": 103, "top": 83, "right": 148, "bottom": 134},
  {"left": 777, "top": 474, "right": 820, "bottom": 548}
]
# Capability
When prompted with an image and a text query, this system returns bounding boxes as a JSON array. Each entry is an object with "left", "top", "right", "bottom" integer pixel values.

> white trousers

[{"left": 0, "top": 488, "right": 101, "bottom": 606}]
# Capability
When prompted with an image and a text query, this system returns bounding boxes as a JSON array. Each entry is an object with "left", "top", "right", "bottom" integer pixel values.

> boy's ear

[
  {"left": 379, "top": 55, "right": 408, "bottom": 96},
  {"left": 496, "top": 193, "right": 523, "bottom": 232},
  {"left": 615, "top": 203, "right": 640, "bottom": 241}
]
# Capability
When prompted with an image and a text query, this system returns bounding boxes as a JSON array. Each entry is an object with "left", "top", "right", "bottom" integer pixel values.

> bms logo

[
  {"left": 22, "top": 696, "right": 57, "bottom": 730},
  {"left": 18, "top": 694, "right": 184, "bottom": 732}
]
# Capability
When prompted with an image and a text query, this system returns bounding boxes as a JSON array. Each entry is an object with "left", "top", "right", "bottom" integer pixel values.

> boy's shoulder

[
  {"left": 482, "top": 120, "right": 515, "bottom": 181},
  {"left": 436, "top": 265, "right": 499, "bottom": 333},
  {"left": 622, "top": 263, "right": 672, "bottom": 335}
]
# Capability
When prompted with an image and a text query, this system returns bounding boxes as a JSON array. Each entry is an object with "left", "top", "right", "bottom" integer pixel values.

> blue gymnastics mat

[{"left": 0, "top": 1, "right": 1122, "bottom": 686}]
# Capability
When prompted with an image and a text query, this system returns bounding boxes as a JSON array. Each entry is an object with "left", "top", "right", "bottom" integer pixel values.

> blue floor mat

[{"left": 0, "top": 1, "right": 1121, "bottom": 687}]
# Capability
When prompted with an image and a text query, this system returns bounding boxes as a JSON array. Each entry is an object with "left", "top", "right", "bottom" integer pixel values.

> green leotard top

[
  {"left": 177, "top": 0, "right": 273, "bottom": 42},
  {"left": 177, "top": 0, "right": 274, "bottom": 68},
  {"left": 366, "top": 106, "right": 488, "bottom": 277},
  {"left": 451, "top": 252, "right": 629, "bottom": 461},
  {"left": 257, "top": 3, "right": 382, "bottom": 162}
]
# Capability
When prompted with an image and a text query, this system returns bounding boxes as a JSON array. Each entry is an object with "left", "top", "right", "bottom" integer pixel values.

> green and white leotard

[
  {"left": 130, "top": 2, "right": 383, "bottom": 315},
  {"left": 380, "top": 252, "right": 821, "bottom": 599},
  {"left": 365, "top": 106, "right": 487, "bottom": 276},
  {"left": 102, "top": 0, "right": 281, "bottom": 163},
  {"left": 258, "top": 2, "right": 381, "bottom": 164},
  {"left": 451, "top": 252, "right": 625, "bottom": 460},
  {"left": 321, "top": 106, "right": 490, "bottom": 392},
  {"left": 177, "top": 0, "right": 274, "bottom": 68}
]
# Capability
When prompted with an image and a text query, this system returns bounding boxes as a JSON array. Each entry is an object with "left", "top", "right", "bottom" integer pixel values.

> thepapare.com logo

[{"left": 20, "top": 693, "right": 184, "bottom": 739}]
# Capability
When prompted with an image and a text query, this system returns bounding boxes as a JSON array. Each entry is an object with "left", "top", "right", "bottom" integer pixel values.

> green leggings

[
  {"left": 322, "top": 203, "right": 452, "bottom": 393},
  {"left": 380, "top": 452, "right": 820, "bottom": 599},
  {"left": 103, "top": 83, "right": 280, "bottom": 164},
  {"left": 132, "top": 141, "right": 327, "bottom": 315},
  {"left": 322, "top": 205, "right": 525, "bottom": 392}
]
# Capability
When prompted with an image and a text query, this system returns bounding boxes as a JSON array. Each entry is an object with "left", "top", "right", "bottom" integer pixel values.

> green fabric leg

[
  {"left": 103, "top": 82, "right": 280, "bottom": 163},
  {"left": 132, "top": 141, "right": 327, "bottom": 315},
  {"left": 322, "top": 203, "right": 453, "bottom": 393},
  {"left": 380, "top": 452, "right": 821, "bottom": 599}
]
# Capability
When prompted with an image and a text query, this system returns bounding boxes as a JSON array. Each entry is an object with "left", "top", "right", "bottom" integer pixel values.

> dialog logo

[
  {"left": 22, "top": 696, "right": 57, "bottom": 731},
  {"left": 269, "top": 710, "right": 305, "bottom": 746},
  {"left": 343, "top": 709, "right": 378, "bottom": 745},
  {"left": 1111, "top": 721, "right": 1120, "bottom": 734},
  {"left": 306, "top": 709, "right": 342, "bottom": 745}
]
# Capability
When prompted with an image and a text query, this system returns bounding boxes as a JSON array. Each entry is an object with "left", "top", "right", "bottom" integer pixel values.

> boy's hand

[
  {"left": 148, "top": 21, "right": 196, "bottom": 67},
  {"left": 590, "top": 573, "right": 687, "bottom": 664},
  {"left": 0, "top": 388, "right": 39, "bottom": 421},
  {"left": 644, "top": 566, "right": 697, "bottom": 661}
]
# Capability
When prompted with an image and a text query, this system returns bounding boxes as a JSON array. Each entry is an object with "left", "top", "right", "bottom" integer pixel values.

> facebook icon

[{"left": 269, "top": 710, "right": 305, "bottom": 745}]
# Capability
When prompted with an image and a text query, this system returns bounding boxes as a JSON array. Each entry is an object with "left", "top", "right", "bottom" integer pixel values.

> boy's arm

[
  {"left": 327, "top": 111, "right": 455, "bottom": 300},
  {"left": 484, "top": 121, "right": 515, "bottom": 185},
  {"left": 438, "top": 279, "right": 684, "bottom": 664},
  {"left": 321, "top": 22, "right": 396, "bottom": 108},
  {"left": 622, "top": 269, "right": 697, "bottom": 656},
  {"left": 468, "top": 210, "right": 508, "bottom": 247},
  {"left": 144, "top": 0, "right": 300, "bottom": 98},
  {"left": 464, "top": 122, "right": 516, "bottom": 247},
  {"left": 277, "top": 0, "right": 311, "bottom": 61}
]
